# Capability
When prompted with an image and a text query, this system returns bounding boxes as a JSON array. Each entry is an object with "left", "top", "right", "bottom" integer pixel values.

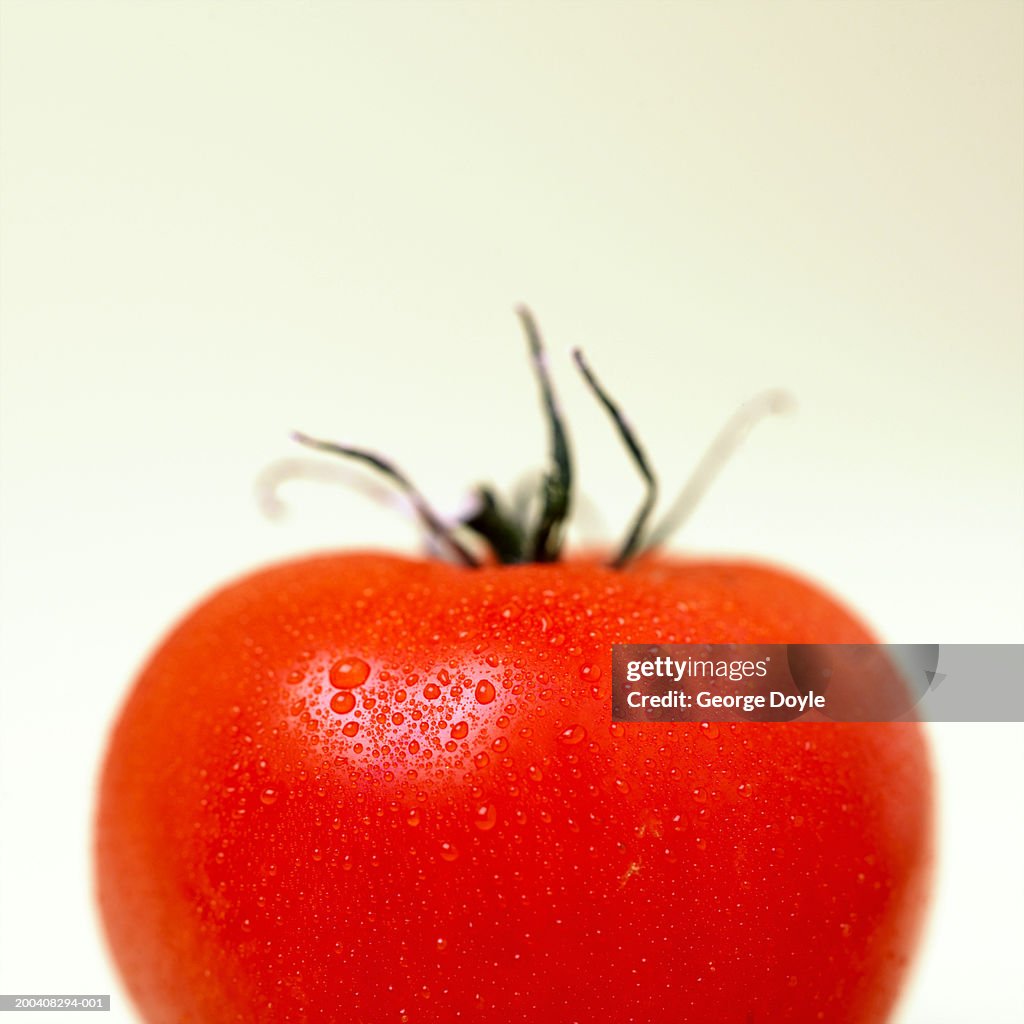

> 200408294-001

[{"left": 95, "top": 310, "right": 932, "bottom": 1024}]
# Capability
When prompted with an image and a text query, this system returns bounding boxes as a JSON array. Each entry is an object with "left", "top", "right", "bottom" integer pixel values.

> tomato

[
  {"left": 96, "top": 313, "right": 932, "bottom": 1023},
  {"left": 96, "top": 555, "right": 931, "bottom": 1023}
]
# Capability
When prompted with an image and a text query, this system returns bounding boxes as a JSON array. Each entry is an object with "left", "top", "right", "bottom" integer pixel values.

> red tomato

[
  {"left": 96, "top": 553, "right": 931, "bottom": 1024},
  {"left": 97, "top": 313, "right": 931, "bottom": 1022}
]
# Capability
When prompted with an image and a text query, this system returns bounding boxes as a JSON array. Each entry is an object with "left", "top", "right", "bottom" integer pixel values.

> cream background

[{"left": 1, "top": 2, "right": 1022, "bottom": 1021}]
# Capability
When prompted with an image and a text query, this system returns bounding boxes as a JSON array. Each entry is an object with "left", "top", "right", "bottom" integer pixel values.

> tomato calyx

[
  {"left": 288, "top": 431, "right": 482, "bottom": 567},
  {"left": 516, "top": 306, "right": 573, "bottom": 564},
  {"left": 293, "top": 308, "right": 793, "bottom": 569}
]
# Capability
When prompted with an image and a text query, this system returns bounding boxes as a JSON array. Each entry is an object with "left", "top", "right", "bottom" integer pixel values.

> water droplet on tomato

[
  {"left": 451, "top": 721, "right": 469, "bottom": 741},
  {"left": 737, "top": 782, "right": 753, "bottom": 798},
  {"left": 330, "top": 691, "right": 356, "bottom": 715},
  {"left": 423, "top": 682, "right": 442, "bottom": 700},
  {"left": 527, "top": 764, "right": 543, "bottom": 782},
  {"left": 406, "top": 808, "right": 421, "bottom": 827},
  {"left": 473, "top": 803, "right": 498, "bottom": 831},
  {"left": 342, "top": 721, "right": 359, "bottom": 738},
  {"left": 491, "top": 736, "right": 508, "bottom": 753},
  {"left": 260, "top": 788, "right": 279, "bottom": 805},
  {"left": 473, "top": 752, "right": 490, "bottom": 769},
  {"left": 614, "top": 778, "right": 630, "bottom": 794},
  {"left": 474, "top": 680, "right": 496, "bottom": 705},
  {"left": 694, "top": 836, "right": 707, "bottom": 851},
  {"left": 435, "top": 936, "right": 448, "bottom": 951},
  {"left": 609, "top": 723, "right": 625, "bottom": 738},
  {"left": 692, "top": 787, "right": 708, "bottom": 804},
  {"left": 329, "top": 657, "right": 370, "bottom": 690},
  {"left": 439, "top": 841, "right": 459, "bottom": 862},
  {"left": 579, "top": 663, "right": 601, "bottom": 681},
  {"left": 558, "top": 724, "right": 587, "bottom": 746},
  {"left": 699, "top": 722, "right": 720, "bottom": 740}
]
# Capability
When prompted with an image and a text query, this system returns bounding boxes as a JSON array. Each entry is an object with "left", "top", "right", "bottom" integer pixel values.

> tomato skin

[{"left": 96, "top": 553, "right": 932, "bottom": 1024}]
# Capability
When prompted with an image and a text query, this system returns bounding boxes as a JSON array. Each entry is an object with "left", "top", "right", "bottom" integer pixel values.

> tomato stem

[{"left": 461, "top": 486, "right": 528, "bottom": 564}]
